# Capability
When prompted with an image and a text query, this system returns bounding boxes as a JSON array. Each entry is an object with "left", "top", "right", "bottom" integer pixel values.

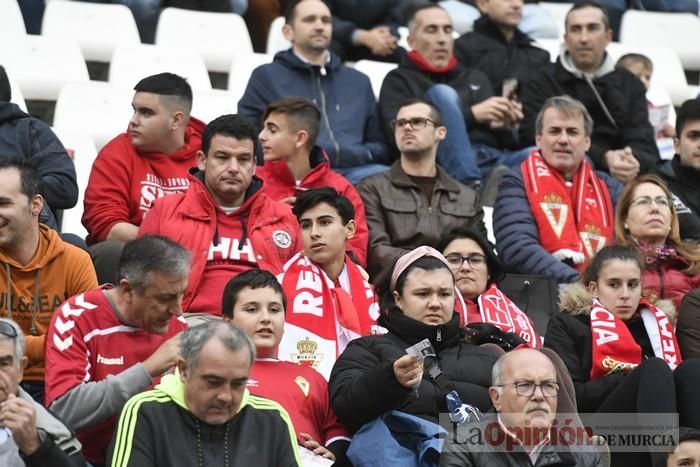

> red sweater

[
  {"left": 257, "top": 146, "right": 369, "bottom": 266},
  {"left": 82, "top": 118, "right": 205, "bottom": 245},
  {"left": 138, "top": 172, "right": 301, "bottom": 314}
]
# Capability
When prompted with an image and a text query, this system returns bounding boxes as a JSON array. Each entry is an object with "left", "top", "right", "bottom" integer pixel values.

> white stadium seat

[
  {"left": 228, "top": 53, "right": 274, "bottom": 104},
  {"left": 266, "top": 16, "right": 290, "bottom": 55},
  {"left": 192, "top": 89, "right": 238, "bottom": 123},
  {"left": 0, "top": 0, "right": 26, "bottom": 41},
  {"left": 352, "top": 60, "right": 398, "bottom": 99}
]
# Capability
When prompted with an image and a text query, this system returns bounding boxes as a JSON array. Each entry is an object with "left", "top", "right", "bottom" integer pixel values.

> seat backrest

[
  {"left": 0, "top": 0, "right": 26, "bottom": 40},
  {"left": 109, "top": 43, "right": 212, "bottom": 91},
  {"left": 539, "top": 2, "right": 573, "bottom": 38},
  {"left": 53, "top": 81, "right": 133, "bottom": 150},
  {"left": 191, "top": 89, "right": 239, "bottom": 124},
  {"left": 266, "top": 16, "right": 290, "bottom": 55},
  {"left": 52, "top": 128, "right": 98, "bottom": 239},
  {"left": 156, "top": 7, "right": 252, "bottom": 74},
  {"left": 228, "top": 53, "right": 274, "bottom": 104},
  {"left": 0, "top": 36, "right": 89, "bottom": 101},
  {"left": 42, "top": 1, "right": 140, "bottom": 62},
  {"left": 497, "top": 274, "right": 560, "bottom": 338},
  {"left": 353, "top": 60, "right": 397, "bottom": 99},
  {"left": 620, "top": 10, "right": 700, "bottom": 71}
]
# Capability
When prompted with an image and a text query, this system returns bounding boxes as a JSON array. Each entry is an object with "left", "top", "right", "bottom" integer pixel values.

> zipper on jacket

[
  {"left": 655, "top": 264, "right": 665, "bottom": 299},
  {"left": 315, "top": 73, "right": 341, "bottom": 166},
  {"left": 436, "top": 328, "right": 442, "bottom": 342}
]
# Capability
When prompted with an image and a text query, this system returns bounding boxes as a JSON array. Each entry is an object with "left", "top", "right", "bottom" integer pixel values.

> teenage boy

[
  {"left": 221, "top": 269, "right": 350, "bottom": 464},
  {"left": 257, "top": 96, "right": 369, "bottom": 266},
  {"left": 276, "top": 187, "right": 380, "bottom": 380}
]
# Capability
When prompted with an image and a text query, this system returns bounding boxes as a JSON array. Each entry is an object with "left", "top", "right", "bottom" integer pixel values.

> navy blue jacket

[
  {"left": 493, "top": 165, "right": 622, "bottom": 284},
  {"left": 237, "top": 49, "right": 390, "bottom": 169},
  {"left": 0, "top": 102, "right": 77, "bottom": 229}
]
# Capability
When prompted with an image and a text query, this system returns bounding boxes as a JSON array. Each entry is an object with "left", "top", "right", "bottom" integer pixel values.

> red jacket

[
  {"left": 642, "top": 256, "right": 700, "bottom": 309},
  {"left": 138, "top": 171, "right": 301, "bottom": 313},
  {"left": 82, "top": 118, "right": 205, "bottom": 245},
  {"left": 256, "top": 146, "right": 369, "bottom": 266}
]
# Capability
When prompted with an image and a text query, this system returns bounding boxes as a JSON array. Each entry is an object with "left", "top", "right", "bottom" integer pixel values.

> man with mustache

[
  {"left": 494, "top": 95, "right": 621, "bottom": 284},
  {"left": 358, "top": 99, "right": 485, "bottom": 280},
  {"left": 441, "top": 348, "right": 602, "bottom": 466},
  {"left": 518, "top": 2, "right": 659, "bottom": 184},
  {"left": 238, "top": 0, "right": 390, "bottom": 184},
  {"left": 137, "top": 114, "right": 300, "bottom": 316}
]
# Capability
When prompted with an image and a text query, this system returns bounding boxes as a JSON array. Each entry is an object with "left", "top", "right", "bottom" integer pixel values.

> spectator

[
  {"left": 166, "top": 0, "right": 248, "bottom": 15},
  {"left": 329, "top": 246, "right": 497, "bottom": 434},
  {"left": 614, "top": 174, "right": 700, "bottom": 309},
  {"left": 222, "top": 269, "right": 350, "bottom": 463},
  {"left": 238, "top": 0, "right": 390, "bottom": 184},
  {"left": 453, "top": 0, "right": 551, "bottom": 97},
  {"left": 652, "top": 427, "right": 700, "bottom": 467},
  {"left": 0, "top": 160, "right": 97, "bottom": 404},
  {"left": 494, "top": 95, "right": 621, "bottom": 284},
  {"left": 358, "top": 99, "right": 484, "bottom": 280},
  {"left": 441, "top": 348, "right": 602, "bottom": 467},
  {"left": 546, "top": 244, "right": 700, "bottom": 467},
  {"left": 519, "top": 1, "right": 660, "bottom": 183},
  {"left": 617, "top": 53, "right": 676, "bottom": 159},
  {"left": 82, "top": 73, "right": 204, "bottom": 283},
  {"left": 437, "top": 227, "right": 542, "bottom": 348},
  {"left": 0, "top": 66, "right": 78, "bottom": 231},
  {"left": 277, "top": 188, "right": 379, "bottom": 378},
  {"left": 44, "top": 236, "right": 190, "bottom": 466},
  {"left": 108, "top": 321, "right": 300, "bottom": 466},
  {"left": 257, "top": 97, "right": 369, "bottom": 266},
  {"left": 325, "top": 0, "right": 402, "bottom": 62},
  {"left": 656, "top": 99, "right": 700, "bottom": 241},
  {"left": 379, "top": 2, "right": 530, "bottom": 186},
  {"left": 440, "top": 0, "right": 560, "bottom": 38},
  {"left": 0, "top": 318, "right": 85, "bottom": 467},
  {"left": 138, "top": 114, "right": 300, "bottom": 315}
]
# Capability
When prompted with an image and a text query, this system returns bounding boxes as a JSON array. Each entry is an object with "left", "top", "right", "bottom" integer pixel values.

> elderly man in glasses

[
  {"left": 358, "top": 99, "right": 486, "bottom": 280},
  {"left": 0, "top": 318, "right": 85, "bottom": 466},
  {"left": 441, "top": 348, "right": 603, "bottom": 466}
]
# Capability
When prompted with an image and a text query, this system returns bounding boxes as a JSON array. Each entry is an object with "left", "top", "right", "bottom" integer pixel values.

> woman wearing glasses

[
  {"left": 546, "top": 244, "right": 700, "bottom": 467},
  {"left": 328, "top": 246, "right": 497, "bottom": 437},
  {"left": 437, "top": 227, "right": 542, "bottom": 349},
  {"left": 615, "top": 174, "right": 700, "bottom": 309}
]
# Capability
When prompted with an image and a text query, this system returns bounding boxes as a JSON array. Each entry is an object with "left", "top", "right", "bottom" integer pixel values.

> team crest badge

[
  {"left": 290, "top": 337, "right": 323, "bottom": 369},
  {"left": 272, "top": 230, "right": 292, "bottom": 249},
  {"left": 580, "top": 225, "right": 606, "bottom": 257},
  {"left": 540, "top": 194, "right": 568, "bottom": 238},
  {"left": 294, "top": 376, "right": 310, "bottom": 397}
]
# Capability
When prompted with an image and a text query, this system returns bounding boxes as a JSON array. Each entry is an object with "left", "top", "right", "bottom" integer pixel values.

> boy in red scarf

[{"left": 277, "top": 188, "right": 380, "bottom": 380}]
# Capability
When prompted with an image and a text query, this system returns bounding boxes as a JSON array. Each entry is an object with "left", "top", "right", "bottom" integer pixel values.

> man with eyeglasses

[
  {"left": 494, "top": 95, "right": 622, "bottom": 284},
  {"left": 358, "top": 99, "right": 486, "bottom": 280},
  {"left": 441, "top": 348, "right": 603, "bottom": 466},
  {"left": 378, "top": 2, "right": 532, "bottom": 187},
  {"left": 0, "top": 318, "right": 85, "bottom": 466}
]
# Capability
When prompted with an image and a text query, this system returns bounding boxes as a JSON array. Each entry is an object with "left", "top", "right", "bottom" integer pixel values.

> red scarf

[
  {"left": 521, "top": 150, "right": 614, "bottom": 270},
  {"left": 589, "top": 298, "right": 681, "bottom": 379},
  {"left": 406, "top": 50, "right": 458, "bottom": 73},
  {"left": 277, "top": 252, "right": 380, "bottom": 379},
  {"left": 455, "top": 285, "right": 542, "bottom": 348}
]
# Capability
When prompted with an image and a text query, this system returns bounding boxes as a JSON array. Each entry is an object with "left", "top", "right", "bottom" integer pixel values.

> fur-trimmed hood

[{"left": 558, "top": 283, "right": 676, "bottom": 322}]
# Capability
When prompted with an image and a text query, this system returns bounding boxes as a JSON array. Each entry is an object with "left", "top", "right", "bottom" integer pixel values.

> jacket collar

[
  {"left": 157, "top": 372, "right": 252, "bottom": 415},
  {"left": 378, "top": 305, "right": 462, "bottom": 351},
  {"left": 262, "top": 145, "right": 329, "bottom": 187},
  {"left": 275, "top": 48, "right": 342, "bottom": 73},
  {"left": 671, "top": 153, "right": 700, "bottom": 184},
  {"left": 473, "top": 15, "right": 532, "bottom": 46},
  {"left": 389, "top": 160, "right": 462, "bottom": 193},
  {"left": 184, "top": 168, "right": 264, "bottom": 219},
  {"left": 558, "top": 45, "right": 616, "bottom": 80}
]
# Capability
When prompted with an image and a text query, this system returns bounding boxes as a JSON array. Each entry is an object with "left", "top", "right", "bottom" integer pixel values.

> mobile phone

[{"left": 502, "top": 78, "right": 518, "bottom": 100}]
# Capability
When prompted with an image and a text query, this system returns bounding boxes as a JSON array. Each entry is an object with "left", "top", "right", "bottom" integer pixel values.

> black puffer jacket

[
  {"left": 454, "top": 16, "right": 550, "bottom": 96},
  {"left": 656, "top": 155, "right": 700, "bottom": 241},
  {"left": 329, "top": 308, "right": 497, "bottom": 432}
]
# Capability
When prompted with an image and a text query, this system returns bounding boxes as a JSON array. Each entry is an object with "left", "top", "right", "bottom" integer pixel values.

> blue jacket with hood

[{"left": 237, "top": 49, "right": 390, "bottom": 169}]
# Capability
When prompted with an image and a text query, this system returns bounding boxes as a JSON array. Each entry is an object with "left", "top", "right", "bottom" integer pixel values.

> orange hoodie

[{"left": 0, "top": 225, "right": 98, "bottom": 382}]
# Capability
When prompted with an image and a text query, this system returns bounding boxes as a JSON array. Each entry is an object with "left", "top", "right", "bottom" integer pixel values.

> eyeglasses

[
  {"left": 630, "top": 196, "right": 671, "bottom": 210},
  {"left": 0, "top": 321, "right": 17, "bottom": 339},
  {"left": 391, "top": 117, "right": 438, "bottom": 131},
  {"left": 445, "top": 253, "right": 487, "bottom": 269},
  {"left": 494, "top": 381, "right": 559, "bottom": 398}
]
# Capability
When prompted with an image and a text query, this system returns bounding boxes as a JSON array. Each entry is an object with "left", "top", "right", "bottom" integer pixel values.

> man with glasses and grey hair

[
  {"left": 441, "top": 348, "right": 602, "bottom": 466},
  {"left": 358, "top": 98, "right": 485, "bottom": 280},
  {"left": 108, "top": 321, "right": 300, "bottom": 467},
  {"left": 494, "top": 95, "right": 622, "bottom": 284},
  {"left": 44, "top": 236, "right": 191, "bottom": 467},
  {"left": 0, "top": 318, "right": 84, "bottom": 466}
]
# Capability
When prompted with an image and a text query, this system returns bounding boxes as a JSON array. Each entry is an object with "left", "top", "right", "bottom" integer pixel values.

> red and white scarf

[
  {"left": 521, "top": 150, "right": 614, "bottom": 270},
  {"left": 277, "top": 252, "right": 380, "bottom": 379},
  {"left": 589, "top": 298, "right": 681, "bottom": 379},
  {"left": 455, "top": 285, "right": 542, "bottom": 348}
]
